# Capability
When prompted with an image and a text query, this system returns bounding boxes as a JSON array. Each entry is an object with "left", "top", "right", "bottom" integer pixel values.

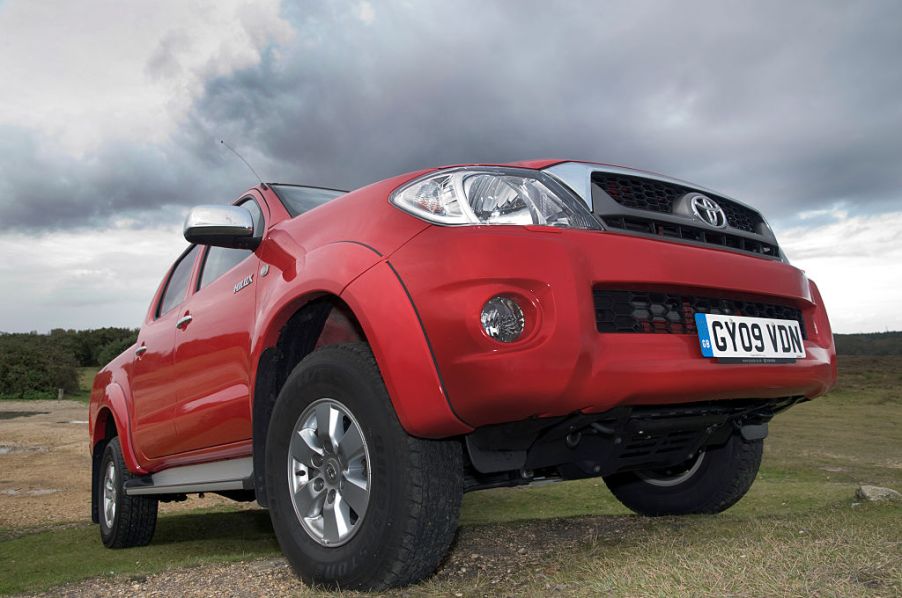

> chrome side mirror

[{"left": 183, "top": 205, "right": 259, "bottom": 250}]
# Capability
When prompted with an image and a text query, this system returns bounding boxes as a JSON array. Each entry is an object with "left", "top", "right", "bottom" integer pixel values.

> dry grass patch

[{"left": 2, "top": 355, "right": 900, "bottom": 596}]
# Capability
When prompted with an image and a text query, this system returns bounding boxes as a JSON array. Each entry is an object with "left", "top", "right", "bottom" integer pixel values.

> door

[
  {"left": 168, "top": 199, "right": 264, "bottom": 453},
  {"left": 130, "top": 245, "right": 200, "bottom": 459}
]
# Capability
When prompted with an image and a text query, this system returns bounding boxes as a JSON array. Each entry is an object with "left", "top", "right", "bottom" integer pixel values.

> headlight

[{"left": 390, "top": 167, "right": 601, "bottom": 230}]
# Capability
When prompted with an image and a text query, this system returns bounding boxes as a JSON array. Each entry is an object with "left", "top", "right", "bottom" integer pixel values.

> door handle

[
  {"left": 176, "top": 314, "right": 193, "bottom": 329},
  {"left": 135, "top": 345, "right": 147, "bottom": 357}
]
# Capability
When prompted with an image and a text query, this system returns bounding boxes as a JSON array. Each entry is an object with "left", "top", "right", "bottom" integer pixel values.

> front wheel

[
  {"left": 265, "top": 343, "right": 463, "bottom": 590},
  {"left": 603, "top": 434, "right": 763, "bottom": 516}
]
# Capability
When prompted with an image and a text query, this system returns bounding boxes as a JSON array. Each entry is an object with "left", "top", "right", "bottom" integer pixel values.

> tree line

[
  {"left": 834, "top": 331, "right": 902, "bottom": 356},
  {"left": 0, "top": 327, "right": 137, "bottom": 399},
  {"left": 0, "top": 327, "right": 899, "bottom": 400}
]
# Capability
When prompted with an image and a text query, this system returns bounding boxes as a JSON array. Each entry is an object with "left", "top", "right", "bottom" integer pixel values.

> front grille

[
  {"left": 603, "top": 215, "right": 779, "bottom": 257},
  {"left": 594, "top": 174, "right": 675, "bottom": 214},
  {"left": 593, "top": 172, "right": 762, "bottom": 233},
  {"left": 593, "top": 288, "right": 806, "bottom": 338},
  {"left": 720, "top": 202, "right": 760, "bottom": 234}
]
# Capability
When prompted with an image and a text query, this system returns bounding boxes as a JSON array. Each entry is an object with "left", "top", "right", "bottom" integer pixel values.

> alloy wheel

[
  {"left": 287, "top": 398, "right": 371, "bottom": 547},
  {"left": 102, "top": 460, "right": 117, "bottom": 528}
]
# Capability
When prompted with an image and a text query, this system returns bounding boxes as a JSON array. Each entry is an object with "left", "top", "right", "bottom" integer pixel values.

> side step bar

[{"left": 124, "top": 457, "right": 253, "bottom": 496}]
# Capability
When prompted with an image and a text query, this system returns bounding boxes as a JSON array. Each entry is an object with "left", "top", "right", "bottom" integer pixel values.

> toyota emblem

[{"left": 688, "top": 193, "right": 728, "bottom": 228}]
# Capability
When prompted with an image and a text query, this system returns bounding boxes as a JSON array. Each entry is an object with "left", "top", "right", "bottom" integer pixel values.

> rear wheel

[
  {"left": 603, "top": 434, "right": 763, "bottom": 516},
  {"left": 98, "top": 437, "right": 158, "bottom": 547},
  {"left": 265, "top": 343, "right": 463, "bottom": 590}
]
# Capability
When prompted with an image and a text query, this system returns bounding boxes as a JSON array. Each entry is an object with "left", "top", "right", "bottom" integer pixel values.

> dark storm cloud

[
  {"left": 4, "top": 0, "right": 902, "bottom": 229},
  {"left": 190, "top": 0, "right": 902, "bottom": 220},
  {"left": 0, "top": 124, "right": 252, "bottom": 229}
]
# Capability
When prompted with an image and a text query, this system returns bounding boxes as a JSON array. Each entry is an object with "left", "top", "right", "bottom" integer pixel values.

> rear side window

[
  {"left": 157, "top": 246, "right": 199, "bottom": 317},
  {"left": 243, "top": 198, "right": 264, "bottom": 236}
]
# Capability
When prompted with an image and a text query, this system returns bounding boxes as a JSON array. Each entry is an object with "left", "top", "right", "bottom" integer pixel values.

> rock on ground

[{"left": 855, "top": 484, "right": 902, "bottom": 503}]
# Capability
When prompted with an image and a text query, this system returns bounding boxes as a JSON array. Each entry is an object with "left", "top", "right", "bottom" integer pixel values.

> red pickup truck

[{"left": 88, "top": 160, "right": 836, "bottom": 589}]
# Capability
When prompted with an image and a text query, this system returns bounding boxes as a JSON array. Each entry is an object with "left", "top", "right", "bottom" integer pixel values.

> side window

[
  {"left": 197, "top": 199, "right": 264, "bottom": 290},
  {"left": 199, "top": 246, "right": 251, "bottom": 289},
  {"left": 157, "top": 245, "right": 200, "bottom": 317}
]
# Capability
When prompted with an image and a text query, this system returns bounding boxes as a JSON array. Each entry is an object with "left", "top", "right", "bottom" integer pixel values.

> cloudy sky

[{"left": 1, "top": 0, "right": 900, "bottom": 333}]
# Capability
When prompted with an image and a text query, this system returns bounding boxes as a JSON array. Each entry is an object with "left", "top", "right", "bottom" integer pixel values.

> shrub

[
  {"left": 0, "top": 334, "right": 80, "bottom": 399},
  {"left": 96, "top": 334, "right": 138, "bottom": 367}
]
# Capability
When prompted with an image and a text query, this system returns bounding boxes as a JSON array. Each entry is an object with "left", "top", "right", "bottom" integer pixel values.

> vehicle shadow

[{"left": 151, "top": 508, "right": 278, "bottom": 548}]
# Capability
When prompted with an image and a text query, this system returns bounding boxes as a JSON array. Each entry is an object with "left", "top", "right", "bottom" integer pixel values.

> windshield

[{"left": 270, "top": 184, "right": 346, "bottom": 217}]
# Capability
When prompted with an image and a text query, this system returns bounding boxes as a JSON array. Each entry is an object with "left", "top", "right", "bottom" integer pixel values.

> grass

[
  {"left": 67, "top": 367, "right": 99, "bottom": 402},
  {"left": 0, "top": 508, "right": 280, "bottom": 595},
  {"left": 1, "top": 356, "right": 900, "bottom": 595},
  {"left": 0, "top": 391, "right": 59, "bottom": 401},
  {"left": 764, "top": 356, "right": 902, "bottom": 489},
  {"left": 536, "top": 504, "right": 900, "bottom": 596}
]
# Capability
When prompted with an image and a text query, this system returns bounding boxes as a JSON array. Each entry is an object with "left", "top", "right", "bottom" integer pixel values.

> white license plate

[{"left": 694, "top": 313, "right": 805, "bottom": 362}]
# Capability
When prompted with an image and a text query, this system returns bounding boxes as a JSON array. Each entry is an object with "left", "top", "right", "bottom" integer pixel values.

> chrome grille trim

[{"left": 543, "top": 161, "right": 781, "bottom": 260}]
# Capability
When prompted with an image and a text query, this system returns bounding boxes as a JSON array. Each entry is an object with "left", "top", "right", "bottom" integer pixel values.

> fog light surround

[{"left": 480, "top": 296, "right": 525, "bottom": 343}]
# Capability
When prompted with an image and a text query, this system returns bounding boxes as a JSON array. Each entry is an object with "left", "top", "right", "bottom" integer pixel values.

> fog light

[{"left": 480, "top": 296, "right": 525, "bottom": 343}]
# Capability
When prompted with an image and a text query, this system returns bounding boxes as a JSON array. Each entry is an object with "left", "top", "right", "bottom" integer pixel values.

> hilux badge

[{"left": 233, "top": 274, "right": 254, "bottom": 293}]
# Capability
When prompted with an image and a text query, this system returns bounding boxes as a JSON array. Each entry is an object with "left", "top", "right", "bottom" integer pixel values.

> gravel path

[{"left": 0, "top": 401, "right": 255, "bottom": 529}]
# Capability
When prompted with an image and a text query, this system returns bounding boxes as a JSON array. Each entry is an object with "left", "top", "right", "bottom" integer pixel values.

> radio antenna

[{"left": 220, "top": 139, "right": 267, "bottom": 189}]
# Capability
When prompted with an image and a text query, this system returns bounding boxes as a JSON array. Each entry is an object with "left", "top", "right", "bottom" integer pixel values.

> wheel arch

[
  {"left": 252, "top": 292, "right": 370, "bottom": 505},
  {"left": 250, "top": 259, "right": 473, "bottom": 506},
  {"left": 90, "top": 383, "right": 144, "bottom": 523},
  {"left": 90, "top": 382, "right": 145, "bottom": 473},
  {"left": 91, "top": 406, "right": 117, "bottom": 524},
  {"left": 340, "top": 260, "right": 473, "bottom": 437}
]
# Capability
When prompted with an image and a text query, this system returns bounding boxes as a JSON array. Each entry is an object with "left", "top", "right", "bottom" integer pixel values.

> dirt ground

[
  {"left": 4, "top": 376, "right": 900, "bottom": 596},
  {"left": 0, "top": 400, "right": 248, "bottom": 530},
  {"left": 31, "top": 515, "right": 641, "bottom": 597},
  {"left": 1, "top": 401, "right": 636, "bottom": 595}
]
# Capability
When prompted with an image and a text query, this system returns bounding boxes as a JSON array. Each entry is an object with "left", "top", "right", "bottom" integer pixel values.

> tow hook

[{"left": 740, "top": 423, "right": 769, "bottom": 441}]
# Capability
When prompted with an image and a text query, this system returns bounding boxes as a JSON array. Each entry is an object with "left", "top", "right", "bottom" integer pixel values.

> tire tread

[
  {"left": 329, "top": 344, "right": 462, "bottom": 589},
  {"left": 267, "top": 342, "right": 462, "bottom": 590}
]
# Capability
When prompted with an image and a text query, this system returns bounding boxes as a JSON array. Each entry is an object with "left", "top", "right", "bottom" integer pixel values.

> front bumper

[{"left": 389, "top": 225, "right": 837, "bottom": 430}]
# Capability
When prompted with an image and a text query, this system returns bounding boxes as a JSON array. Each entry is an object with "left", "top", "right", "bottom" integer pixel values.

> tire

[
  {"left": 98, "top": 437, "right": 158, "bottom": 547},
  {"left": 603, "top": 434, "right": 763, "bottom": 516},
  {"left": 265, "top": 343, "right": 463, "bottom": 590}
]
